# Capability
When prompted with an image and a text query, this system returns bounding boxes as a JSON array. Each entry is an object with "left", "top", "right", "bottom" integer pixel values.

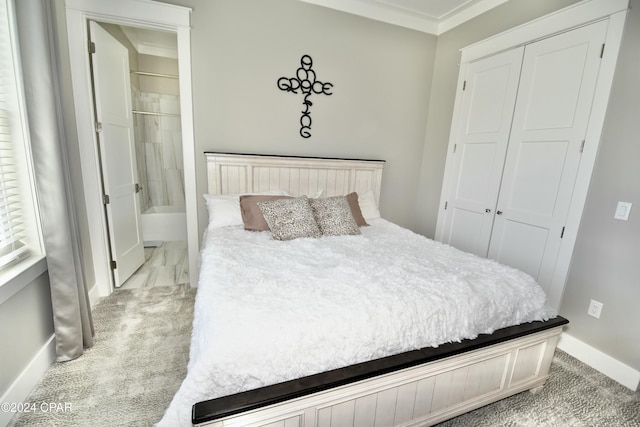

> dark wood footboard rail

[{"left": 193, "top": 316, "right": 568, "bottom": 425}]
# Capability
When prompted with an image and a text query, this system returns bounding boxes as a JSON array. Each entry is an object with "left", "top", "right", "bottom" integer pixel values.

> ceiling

[
  {"left": 121, "top": 26, "right": 178, "bottom": 58},
  {"left": 120, "top": 0, "right": 509, "bottom": 57},
  {"left": 298, "top": 0, "right": 510, "bottom": 35}
]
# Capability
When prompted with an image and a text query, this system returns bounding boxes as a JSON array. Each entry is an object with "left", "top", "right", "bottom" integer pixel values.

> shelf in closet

[
  {"left": 132, "top": 110, "right": 180, "bottom": 117},
  {"left": 131, "top": 70, "right": 180, "bottom": 117},
  {"left": 130, "top": 70, "right": 179, "bottom": 79}
]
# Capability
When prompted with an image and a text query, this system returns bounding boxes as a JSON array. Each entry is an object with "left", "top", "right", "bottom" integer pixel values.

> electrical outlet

[{"left": 587, "top": 299, "right": 603, "bottom": 318}]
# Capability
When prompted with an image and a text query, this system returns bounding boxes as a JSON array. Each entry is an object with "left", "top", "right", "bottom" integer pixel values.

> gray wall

[
  {"left": 559, "top": 0, "right": 640, "bottom": 372},
  {"left": 161, "top": 0, "right": 436, "bottom": 234},
  {"left": 0, "top": 273, "right": 54, "bottom": 398}
]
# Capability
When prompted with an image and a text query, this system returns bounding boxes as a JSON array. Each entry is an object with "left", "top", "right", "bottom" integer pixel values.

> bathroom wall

[
  {"left": 132, "top": 54, "right": 184, "bottom": 211},
  {"left": 139, "top": 93, "right": 184, "bottom": 208},
  {"left": 138, "top": 54, "right": 180, "bottom": 95},
  {"left": 131, "top": 87, "right": 149, "bottom": 211}
]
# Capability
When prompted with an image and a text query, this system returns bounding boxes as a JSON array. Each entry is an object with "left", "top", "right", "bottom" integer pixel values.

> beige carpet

[
  {"left": 8, "top": 284, "right": 640, "bottom": 426},
  {"left": 8, "top": 285, "right": 195, "bottom": 427}
]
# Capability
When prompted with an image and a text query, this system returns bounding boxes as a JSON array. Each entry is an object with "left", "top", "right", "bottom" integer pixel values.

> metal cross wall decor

[{"left": 277, "top": 55, "right": 333, "bottom": 138}]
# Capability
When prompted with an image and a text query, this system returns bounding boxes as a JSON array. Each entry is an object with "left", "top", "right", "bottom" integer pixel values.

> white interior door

[
  {"left": 439, "top": 47, "right": 524, "bottom": 257},
  {"left": 487, "top": 21, "right": 608, "bottom": 293},
  {"left": 89, "top": 21, "right": 144, "bottom": 287}
]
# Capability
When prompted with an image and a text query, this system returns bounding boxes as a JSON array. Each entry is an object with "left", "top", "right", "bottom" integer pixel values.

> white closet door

[
  {"left": 488, "top": 20, "right": 608, "bottom": 292},
  {"left": 440, "top": 47, "right": 524, "bottom": 257}
]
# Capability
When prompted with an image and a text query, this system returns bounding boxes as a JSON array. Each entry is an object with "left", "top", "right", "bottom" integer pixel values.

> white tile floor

[{"left": 119, "top": 240, "right": 189, "bottom": 289}]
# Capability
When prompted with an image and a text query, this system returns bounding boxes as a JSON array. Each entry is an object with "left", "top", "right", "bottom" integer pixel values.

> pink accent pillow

[
  {"left": 345, "top": 192, "right": 368, "bottom": 227},
  {"left": 239, "top": 195, "right": 292, "bottom": 231}
]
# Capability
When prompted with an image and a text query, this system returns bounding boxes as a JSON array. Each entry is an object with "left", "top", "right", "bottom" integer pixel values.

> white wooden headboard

[{"left": 205, "top": 152, "right": 386, "bottom": 205}]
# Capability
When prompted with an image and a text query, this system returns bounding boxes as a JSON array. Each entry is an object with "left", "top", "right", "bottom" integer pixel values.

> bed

[{"left": 158, "top": 152, "right": 567, "bottom": 427}]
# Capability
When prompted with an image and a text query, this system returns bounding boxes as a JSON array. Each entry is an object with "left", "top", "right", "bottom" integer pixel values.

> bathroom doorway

[
  {"left": 90, "top": 22, "right": 189, "bottom": 288},
  {"left": 65, "top": 0, "right": 198, "bottom": 299}
]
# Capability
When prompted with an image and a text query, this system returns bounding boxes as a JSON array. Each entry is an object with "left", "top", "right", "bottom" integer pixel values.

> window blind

[{"left": 0, "top": 0, "right": 30, "bottom": 269}]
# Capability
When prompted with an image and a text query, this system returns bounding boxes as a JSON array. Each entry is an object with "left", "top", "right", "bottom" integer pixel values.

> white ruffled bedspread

[{"left": 159, "top": 219, "right": 555, "bottom": 426}]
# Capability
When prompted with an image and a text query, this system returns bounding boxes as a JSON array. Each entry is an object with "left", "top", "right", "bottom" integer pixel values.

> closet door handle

[
  {"left": 496, "top": 210, "right": 503, "bottom": 215},
  {"left": 485, "top": 208, "right": 491, "bottom": 213}
]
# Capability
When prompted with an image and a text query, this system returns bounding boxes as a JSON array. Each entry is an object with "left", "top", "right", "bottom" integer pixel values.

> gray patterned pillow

[
  {"left": 257, "top": 196, "right": 321, "bottom": 240},
  {"left": 309, "top": 196, "right": 361, "bottom": 236}
]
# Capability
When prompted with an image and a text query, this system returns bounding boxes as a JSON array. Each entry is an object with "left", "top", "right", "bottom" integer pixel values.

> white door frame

[
  {"left": 65, "top": 0, "right": 199, "bottom": 299},
  {"left": 436, "top": 0, "right": 629, "bottom": 309}
]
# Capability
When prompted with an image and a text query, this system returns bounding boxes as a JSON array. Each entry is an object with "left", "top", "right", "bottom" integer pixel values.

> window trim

[
  {"left": 0, "top": 255, "right": 47, "bottom": 305},
  {"left": 0, "top": 0, "right": 45, "bottom": 294}
]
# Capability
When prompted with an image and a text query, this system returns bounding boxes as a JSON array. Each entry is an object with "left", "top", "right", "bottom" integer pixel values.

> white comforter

[{"left": 159, "top": 219, "right": 555, "bottom": 426}]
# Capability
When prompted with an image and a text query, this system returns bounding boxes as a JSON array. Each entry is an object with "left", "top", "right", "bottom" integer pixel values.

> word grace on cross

[{"left": 277, "top": 55, "right": 333, "bottom": 138}]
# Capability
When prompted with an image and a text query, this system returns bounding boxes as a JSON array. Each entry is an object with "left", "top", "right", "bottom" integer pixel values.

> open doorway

[
  {"left": 89, "top": 21, "right": 189, "bottom": 289},
  {"left": 65, "top": 0, "right": 198, "bottom": 301}
]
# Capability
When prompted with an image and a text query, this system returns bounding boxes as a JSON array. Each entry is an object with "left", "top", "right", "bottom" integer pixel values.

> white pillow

[
  {"left": 358, "top": 190, "right": 381, "bottom": 220},
  {"left": 308, "top": 189, "right": 324, "bottom": 199},
  {"left": 286, "top": 189, "right": 324, "bottom": 199},
  {"left": 204, "top": 190, "right": 289, "bottom": 229}
]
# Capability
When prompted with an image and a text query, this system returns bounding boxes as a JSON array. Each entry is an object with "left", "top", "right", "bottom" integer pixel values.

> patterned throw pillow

[
  {"left": 257, "top": 196, "right": 322, "bottom": 240},
  {"left": 239, "top": 195, "right": 292, "bottom": 231},
  {"left": 309, "top": 196, "right": 361, "bottom": 236}
]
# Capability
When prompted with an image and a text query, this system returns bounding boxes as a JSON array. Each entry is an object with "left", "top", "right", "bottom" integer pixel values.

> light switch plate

[{"left": 614, "top": 201, "right": 632, "bottom": 221}]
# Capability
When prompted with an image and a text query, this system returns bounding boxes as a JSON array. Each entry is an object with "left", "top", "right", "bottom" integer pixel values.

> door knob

[
  {"left": 485, "top": 208, "right": 491, "bottom": 213},
  {"left": 497, "top": 210, "right": 503, "bottom": 215}
]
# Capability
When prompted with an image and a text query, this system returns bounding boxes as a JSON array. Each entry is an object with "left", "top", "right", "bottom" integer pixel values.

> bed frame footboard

[{"left": 194, "top": 317, "right": 567, "bottom": 427}]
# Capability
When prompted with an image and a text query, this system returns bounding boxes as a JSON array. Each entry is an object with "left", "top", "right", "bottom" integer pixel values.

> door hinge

[
  {"left": 110, "top": 260, "right": 117, "bottom": 270},
  {"left": 453, "top": 144, "right": 457, "bottom": 153},
  {"left": 560, "top": 226, "right": 565, "bottom": 238},
  {"left": 135, "top": 183, "right": 142, "bottom": 193},
  {"left": 462, "top": 80, "right": 466, "bottom": 91},
  {"left": 444, "top": 201, "right": 448, "bottom": 210},
  {"left": 89, "top": 41, "right": 96, "bottom": 54},
  {"left": 600, "top": 43, "right": 605, "bottom": 58},
  {"left": 103, "top": 194, "right": 110, "bottom": 205},
  {"left": 580, "top": 140, "right": 586, "bottom": 153},
  {"left": 95, "top": 121, "right": 103, "bottom": 133}
]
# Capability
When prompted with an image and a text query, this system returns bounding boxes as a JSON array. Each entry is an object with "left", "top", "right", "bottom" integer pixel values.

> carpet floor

[
  {"left": 8, "top": 285, "right": 195, "bottom": 427},
  {"left": 8, "top": 285, "right": 640, "bottom": 426}
]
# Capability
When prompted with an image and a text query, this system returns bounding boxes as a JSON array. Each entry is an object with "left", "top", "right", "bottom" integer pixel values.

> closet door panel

[
  {"left": 521, "top": 43, "right": 591, "bottom": 130},
  {"left": 488, "top": 20, "right": 608, "bottom": 290},
  {"left": 447, "top": 143, "right": 498, "bottom": 254},
  {"left": 441, "top": 47, "right": 524, "bottom": 257},
  {"left": 507, "top": 139, "right": 570, "bottom": 217},
  {"left": 489, "top": 221, "right": 548, "bottom": 278}
]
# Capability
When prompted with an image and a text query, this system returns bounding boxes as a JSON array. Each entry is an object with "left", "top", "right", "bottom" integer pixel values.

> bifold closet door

[
  {"left": 487, "top": 20, "right": 608, "bottom": 292},
  {"left": 439, "top": 47, "right": 524, "bottom": 257}
]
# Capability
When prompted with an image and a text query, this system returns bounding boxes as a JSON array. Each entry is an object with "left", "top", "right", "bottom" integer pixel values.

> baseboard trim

[
  {"left": 88, "top": 283, "right": 101, "bottom": 308},
  {"left": 558, "top": 332, "right": 640, "bottom": 391},
  {"left": 0, "top": 334, "right": 56, "bottom": 427}
]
